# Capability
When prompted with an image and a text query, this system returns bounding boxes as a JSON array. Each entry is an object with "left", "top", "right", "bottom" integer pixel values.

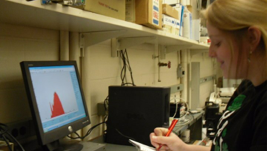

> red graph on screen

[{"left": 50, "top": 92, "right": 65, "bottom": 118}]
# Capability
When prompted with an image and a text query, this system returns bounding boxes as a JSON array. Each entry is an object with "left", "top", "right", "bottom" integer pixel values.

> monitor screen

[{"left": 20, "top": 61, "right": 90, "bottom": 150}]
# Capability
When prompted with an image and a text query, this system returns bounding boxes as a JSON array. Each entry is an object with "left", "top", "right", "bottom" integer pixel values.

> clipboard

[{"left": 129, "top": 139, "right": 156, "bottom": 151}]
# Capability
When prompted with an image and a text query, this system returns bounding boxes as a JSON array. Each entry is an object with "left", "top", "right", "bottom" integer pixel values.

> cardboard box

[
  {"left": 162, "top": 14, "right": 180, "bottom": 35},
  {"left": 162, "top": 4, "right": 179, "bottom": 20},
  {"left": 174, "top": 17, "right": 180, "bottom": 35},
  {"left": 84, "top": 0, "right": 125, "bottom": 20},
  {"left": 135, "top": 0, "right": 162, "bottom": 29},
  {"left": 162, "top": 14, "right": 174, "bottom": 33},
  {"left": 126, "top": 0, "right": 135, "bottom": 22}
]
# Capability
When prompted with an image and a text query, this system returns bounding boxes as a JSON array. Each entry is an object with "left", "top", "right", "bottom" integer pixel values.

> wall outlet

[
  {"left": 97, "top": 102, "right": 107, "bottom": 116},
  {"left": 177, "top": 64, "right": 185, "bottom": 78}
]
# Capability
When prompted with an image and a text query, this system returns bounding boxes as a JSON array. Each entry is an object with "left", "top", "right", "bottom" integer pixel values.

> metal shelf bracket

[
  {"left": 190, "top": 49, "right": 208, "bottom": 57},
  {"left": 158, "top": 45, "right": 193, "bottom": 60},
  {"left": 111, "top": 36, "right": 156, "bottom": 57},
  {"left": 80, "top": 30, "right": 126, "bottom": 50}
]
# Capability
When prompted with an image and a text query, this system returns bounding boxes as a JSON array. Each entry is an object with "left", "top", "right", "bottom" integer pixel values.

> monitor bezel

[{"left": 20, "top": 61, "right": 90, "bottom": 146}]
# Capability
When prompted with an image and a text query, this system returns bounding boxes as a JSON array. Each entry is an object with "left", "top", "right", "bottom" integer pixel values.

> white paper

[{"left": 129, "top": 139, "right": 156, "bottom": 151}]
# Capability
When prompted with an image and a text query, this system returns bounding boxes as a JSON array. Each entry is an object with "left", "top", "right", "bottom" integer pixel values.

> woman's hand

[{"left": 150, "top": 127, "right": 187, "bottom": 151}]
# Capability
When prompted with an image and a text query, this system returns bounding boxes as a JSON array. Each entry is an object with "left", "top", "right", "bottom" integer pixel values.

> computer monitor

[{"left": 20, "top": 61, "right": 90, "bottom": 151}]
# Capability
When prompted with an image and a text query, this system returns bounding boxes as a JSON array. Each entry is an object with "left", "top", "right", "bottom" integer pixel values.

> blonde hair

[{"left": 202, "top": 0, "right": 267, "bottom": 79}]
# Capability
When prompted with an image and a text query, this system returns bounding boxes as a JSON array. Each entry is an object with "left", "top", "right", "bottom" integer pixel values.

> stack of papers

[{"left": 129, "top": 139, "right": 156, "bottom": 151}]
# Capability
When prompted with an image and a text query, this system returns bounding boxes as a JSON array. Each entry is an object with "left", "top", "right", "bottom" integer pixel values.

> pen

[{"left": 157, "top": 119, "right": 178, "bottom": 150}]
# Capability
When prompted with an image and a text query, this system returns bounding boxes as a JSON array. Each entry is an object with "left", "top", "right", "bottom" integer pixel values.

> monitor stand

[{"left": 45, "top": 140, "right": 83, "bottom": 151}]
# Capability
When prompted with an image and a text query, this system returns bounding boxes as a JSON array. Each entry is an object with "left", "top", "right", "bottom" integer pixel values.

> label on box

[
  {"left": 162, "top": 15, "right": 173, "bottom": 26},
  {"left": 162, "top": 15, "right": 180, "bottom": 34},
  {"left": 175, "top": 19, "right": 180, "bottom": 29},
  {"left": 152, "top": 0, "right": 160, "bottom": 26}
]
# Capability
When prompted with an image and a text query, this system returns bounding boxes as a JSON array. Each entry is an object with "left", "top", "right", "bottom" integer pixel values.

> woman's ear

[{"left": 247, "top": 26, "right": 262, "bottom": 52}]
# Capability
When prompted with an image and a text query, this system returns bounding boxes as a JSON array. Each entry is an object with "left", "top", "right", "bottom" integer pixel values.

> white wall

[
  {"left": 82, "top": 40, "right": 181, "bottom": 139},
  {"left": 0, "top": 23, "right": 214, "bottom": 140},
  {"left": 0, "top": 23, "right": 59, "bottom": 123}
]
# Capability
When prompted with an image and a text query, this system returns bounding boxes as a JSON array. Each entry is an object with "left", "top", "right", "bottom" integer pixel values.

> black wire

[
  {"left": 0, "top": 124, "right": 12, "bottom": 151},
  {"left": 104, "top": 115, "right": 108, "bottom": 122},
  {"left": 124, "top": 50, "right": 135, "bottom": 86},
  {"left": 120, "top": 50, "right": 126, "bottom": 86},
  {"left": 104, "top": 96, "right": 109, "bottom": 112},
  {"left": 74, "top": 131, "right": 81, "bottom": 138},
  {"left": 103, "top": 96, "right": 109, "bottom": 123},
  {"left": 67, "top": 122, "right": 106, "bottom": 140},
  {"left": 120, "top": 50, "right": 127, "bottom": 85},
  {"left": 4, "top": 130, "right": 25, "bottom": 151},
  {"left": 83, "top": 122, "right": 106, "bottom": 138},
  {"left": 119, "top": 49, "right": 135, "bottom": 86},
  {"left": 105, "top": 122, "right": 136, "bottom": 140},
  {"left": 0, "top": 130, "right": 12, "bottom": 151},
  {"left": 115, "top": 128, "right": 136, "bottom": 140},
  {"left": 0, "top": 123, "right": 25, "bottom": 151}
]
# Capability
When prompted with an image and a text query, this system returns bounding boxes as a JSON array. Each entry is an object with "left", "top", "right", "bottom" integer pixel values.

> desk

[
  {"left": 80, "top": 111, "right": 204, "bottom": 151},
  {"left": 25, "top": 112, "right": 203, "bottom": 151},
  {"left": 81, "top": 137, "right": 136, "bottom": 151},
  {"left": 173, "top": 111, "right": 204, "bottom": 143}
]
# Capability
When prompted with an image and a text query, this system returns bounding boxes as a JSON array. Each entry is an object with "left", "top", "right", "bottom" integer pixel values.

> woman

[{"left": 150, "top": 0, "right": 267, "bottom": 151}]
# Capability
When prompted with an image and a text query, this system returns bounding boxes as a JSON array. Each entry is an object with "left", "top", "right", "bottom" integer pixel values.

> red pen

[{"left": 157, "top": 119, "right": 178, "bottom": 150}]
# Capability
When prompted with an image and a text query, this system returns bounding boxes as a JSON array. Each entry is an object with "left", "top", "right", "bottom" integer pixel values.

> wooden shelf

[{"left": 0, "top": 0, "right": 209, "bottom": 50}]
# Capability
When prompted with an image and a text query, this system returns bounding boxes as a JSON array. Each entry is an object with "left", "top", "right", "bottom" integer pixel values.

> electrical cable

[
  {"left": 0, "top": 128, "right": 12, "bottom": 151},
  {"left": 171, "top": 97, "right": 187, "bottom": 119},
  {"left": 67, "top": 122, "right": 106, "bottom": 140},
  {"left": 0, "top": 123, "right": 25, "bottom": 151},
  {"left": 0, "top": 123, "right": 12, "bottom": 151},
  {"left": 176, "top": 114, "right": 191, "bottom": 126},
  {"left": 2, "top": 135, "right": 12, "bottom": 151},
  {"left": 103, "top": 95, "right": 109, "bottom": 127},
  {"left": 115, "top": 128, "right": 136, "bottom": 140},
  {"left": 120, "top": 50, "right": 126, "bottom": 84},
  {"left": 83, "top": 122, "right": 106, "bottom": 139},
  {"left": 120, "top": 50, "right": 127, "bottom": 85},
  {"left": 104, "top": 95, "right": 109, "bottom": 112},
  {"left": 4, "top": 130, "right": 25, "bottom": 151},
  {"left": 70, "top": 88, "right": 134, "bottom": 142},
  {"left": 104, "top": 121, "right": 136, "bottom": 141},
  {"left": 188, "top": 111, "right": 195, "bottom": 120},
  {"left": 119, "top": 49, "right": 135, "bottom": 86},
  {"left": 172, "top": 95, "right": 178, "bottom": 118},
  {"left": 124, "top": 50, "right": 135, "bottom": 86}
]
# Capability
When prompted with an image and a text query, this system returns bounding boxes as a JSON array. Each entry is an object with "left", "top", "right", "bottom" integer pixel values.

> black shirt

[{"left": 211, "top": 80, "right": 267, "bottom": 151}]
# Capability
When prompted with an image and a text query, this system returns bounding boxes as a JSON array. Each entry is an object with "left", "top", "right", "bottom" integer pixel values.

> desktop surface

[
  {"left": 81, "top": 112, "right": 204, "bottom": 151},
  {"left": 82, "top": 136, "right": 136, "bottom": 151}
]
